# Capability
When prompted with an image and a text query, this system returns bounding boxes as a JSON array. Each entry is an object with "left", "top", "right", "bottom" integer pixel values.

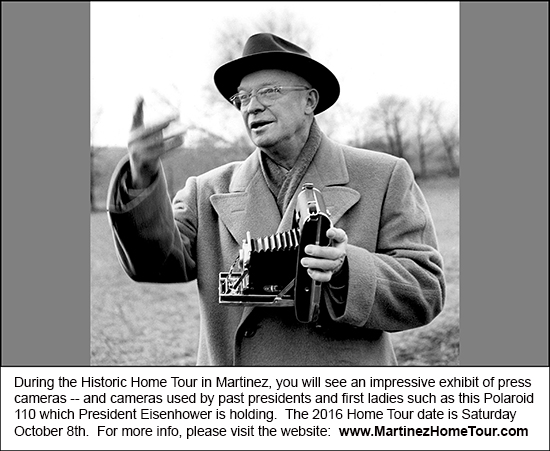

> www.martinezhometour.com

[{"left": 338, "top": 424, "right": 528, "bottom": 437}]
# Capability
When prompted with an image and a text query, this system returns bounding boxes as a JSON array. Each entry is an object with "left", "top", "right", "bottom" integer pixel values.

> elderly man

[{"left": 107, "top": 33, "right": 445, "bottom": 366}]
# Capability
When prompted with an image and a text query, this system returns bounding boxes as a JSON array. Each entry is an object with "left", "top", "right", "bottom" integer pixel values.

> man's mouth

[{"left": 249, "top": 120, "right": 273, "bottom": 131}]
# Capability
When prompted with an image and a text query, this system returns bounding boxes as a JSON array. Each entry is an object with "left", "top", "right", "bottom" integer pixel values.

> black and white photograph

[
  {"left": 4, "top": 2, "right": 549, "bottom": 449},
  {"left": 90, "top": 2, "right": 459, "bottom": 366}
]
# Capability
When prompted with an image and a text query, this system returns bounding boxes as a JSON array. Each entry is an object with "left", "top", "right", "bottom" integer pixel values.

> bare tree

[
  {"left": 370, "top": 95, "right": 411, "bottom": 160},
  {"left": 90, "top": 105, "right": 103, "bottom": 211},
  {"left": 256, "top": 10, "right": 316, "bottom": 54},
  {"left": 212, "top": 11, "right": 317, "bottom": 71},
  {"left": 428, "top": 101, "right": 459, "bottom": 176},
  {"left": 214, "top": 22, "right": 250, "bottom": 71},
  {"left": 413, "top": 99, "right": 435, "bottom": 178}
]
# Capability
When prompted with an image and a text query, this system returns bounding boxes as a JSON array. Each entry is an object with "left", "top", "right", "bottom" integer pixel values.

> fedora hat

[{"left": 214, "top": 33, "right": 340, "bottom": 114}]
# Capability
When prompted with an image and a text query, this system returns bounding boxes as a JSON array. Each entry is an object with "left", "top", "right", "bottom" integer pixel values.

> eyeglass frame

[{"left": 229, "top": 85, "right": 311, "bottom": 110}]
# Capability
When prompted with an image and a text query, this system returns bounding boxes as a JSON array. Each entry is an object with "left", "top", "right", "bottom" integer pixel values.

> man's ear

[{"left": 305, "top": 89, "right": 320, "bottom": 115}]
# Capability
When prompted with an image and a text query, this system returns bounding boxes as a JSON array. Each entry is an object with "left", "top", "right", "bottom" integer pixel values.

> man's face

[{"left": 237, "top": 70, "right": 313, "bottom": 151}]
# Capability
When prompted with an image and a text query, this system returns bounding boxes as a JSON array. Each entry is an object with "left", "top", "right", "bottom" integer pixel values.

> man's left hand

[{"left": 300, "top": 227, "right": 348, "bottom": 283}]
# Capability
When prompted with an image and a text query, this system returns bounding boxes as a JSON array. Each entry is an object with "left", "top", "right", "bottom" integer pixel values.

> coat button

[{"left": 243, "top": 328, "right": 257, "bottom": 338}]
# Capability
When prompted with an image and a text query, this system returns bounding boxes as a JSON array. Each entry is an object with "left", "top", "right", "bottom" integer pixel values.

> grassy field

[{"left": 91, "top": 175, "right": 459, "bottom": 366}]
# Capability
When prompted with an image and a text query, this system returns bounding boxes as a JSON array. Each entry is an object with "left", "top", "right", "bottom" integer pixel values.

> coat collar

[{"left": 210, "top": 133, "right": 360, "bottom": 246}]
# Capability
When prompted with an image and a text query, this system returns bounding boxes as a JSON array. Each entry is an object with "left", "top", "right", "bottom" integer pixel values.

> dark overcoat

[{"left": 107, "top": 132, "right": 445, "bottom": 365}]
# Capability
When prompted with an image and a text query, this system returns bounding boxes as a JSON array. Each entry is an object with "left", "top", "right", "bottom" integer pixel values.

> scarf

[{"left": 259, "top": 120, "right": 322, "bottom": 214}]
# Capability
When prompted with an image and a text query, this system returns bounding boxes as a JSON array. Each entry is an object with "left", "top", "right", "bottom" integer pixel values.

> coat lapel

[
  {"left": 277, "top": 134, "right": 361, "bottom": 232},
  {"left": 210, "top": 151, "right": 282, "bottom": 246},
  {"left": 276, "top": 185, "right": 360, "bottom": 233}
]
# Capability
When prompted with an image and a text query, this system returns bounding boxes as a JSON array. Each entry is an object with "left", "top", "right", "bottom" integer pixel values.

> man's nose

[{"left": 245, "top": 94, "right": 266, "bottom": 113}]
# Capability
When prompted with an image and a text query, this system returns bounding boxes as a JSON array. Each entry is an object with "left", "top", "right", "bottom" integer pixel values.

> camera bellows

[
  {"left": 245, "top": 229, "right": 300, "bottom": 295},
  {"left": 250, "top": 229, "right": 300, "bottom": 253}
]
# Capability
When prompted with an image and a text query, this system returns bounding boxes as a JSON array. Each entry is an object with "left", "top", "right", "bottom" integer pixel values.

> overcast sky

[{"left": 91, "top": 2, "right": 459, "bottom": 146}]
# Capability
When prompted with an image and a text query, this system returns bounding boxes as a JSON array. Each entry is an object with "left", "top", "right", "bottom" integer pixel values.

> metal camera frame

[{"left": 219, "top": 183, "right": 332, "bottom": 323}]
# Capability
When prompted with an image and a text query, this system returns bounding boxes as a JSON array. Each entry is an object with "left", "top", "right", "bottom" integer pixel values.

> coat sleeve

[
  {"left": 325, "top": 158, "right": 446, "bottom": 331},
  {"left": 106, "top": 156, "right": 198, "bottom": 283}
]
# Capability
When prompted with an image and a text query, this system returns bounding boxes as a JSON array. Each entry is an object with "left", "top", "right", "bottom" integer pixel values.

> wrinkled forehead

[{"left": 238, "top": 69, "right": 310, "bottom": 91}]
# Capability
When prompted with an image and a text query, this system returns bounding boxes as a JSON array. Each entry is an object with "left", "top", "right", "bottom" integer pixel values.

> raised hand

[{"left": 127, "top": 97, "right": 184, "bottom": 189}]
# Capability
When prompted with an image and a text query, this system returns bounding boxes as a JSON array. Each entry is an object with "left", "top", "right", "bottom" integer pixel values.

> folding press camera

[{"left": 219, "top": 183, "right": 333, "bottom": 323}]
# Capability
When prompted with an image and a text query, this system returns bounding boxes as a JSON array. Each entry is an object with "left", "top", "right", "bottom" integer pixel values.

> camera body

[{"left": 219, "top": 183, "right": 332, "bottom": 323}]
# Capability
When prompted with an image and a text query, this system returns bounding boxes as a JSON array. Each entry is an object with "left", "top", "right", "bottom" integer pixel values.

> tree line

[
  {"left": 91, "top": 11, "right": 458, "bottom": 210},
  {"left": 352, "top": 95, "right": 459, "bottom": 178}
]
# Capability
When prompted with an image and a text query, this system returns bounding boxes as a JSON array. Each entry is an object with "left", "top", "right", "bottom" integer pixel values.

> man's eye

[{"left": 262, "top": 88, "right": 276, "bottom": 95}]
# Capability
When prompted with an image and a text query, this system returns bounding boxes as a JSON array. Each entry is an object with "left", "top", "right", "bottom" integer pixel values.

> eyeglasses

[{"left": 230, "top": 86, "right": 310, "bottom": 110}]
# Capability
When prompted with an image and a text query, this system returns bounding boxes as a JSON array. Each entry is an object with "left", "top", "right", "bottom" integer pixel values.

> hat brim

[{"left": 214, "top": 52, "right": 340, "bottom": 115}]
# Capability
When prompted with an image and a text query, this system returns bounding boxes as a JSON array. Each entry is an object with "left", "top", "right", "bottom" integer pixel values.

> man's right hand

[{"left": 128, "top": 97, "right": 185, "bottom": 189}]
